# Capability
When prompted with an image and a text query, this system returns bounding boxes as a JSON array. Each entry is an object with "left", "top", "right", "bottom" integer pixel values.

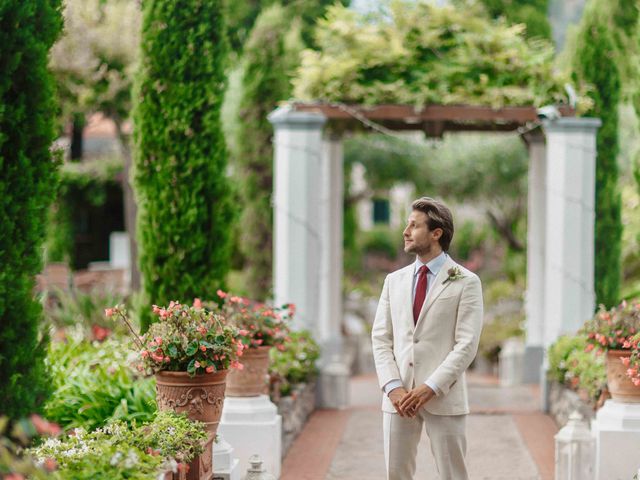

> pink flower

[
  {"left": 141, "top": 350, "right": 149, "bottom": 358},
  {"left": 623, "top": 340, "right": 632, "bottom": 349},
  {"left": 155, "top": 337, "right": 163, "bottom": 346},
  {"left": 633, "top": 378, "right": 640, "bottom": 386},
  {"left": 194, "top": 361, "right": 201, "bottom": 368},
  {"left": 193, "top": 298, "right": 203, "bottom": 309},
  {"left": 206, "top": 366, "right": 214, "bottom": 373},
  {"left": 151, "top": 353, "right": 164, "bottom": 363},
  {"left": 198, "top": 326, "right": 207, "bottom": 335},
  {"left": 104, "top": 308, "right": 115, "bottom": 317},
  {"left": 585, "top": 344, "right": 595, "bottom": 353},
  {"left": 43, "top": 457, "right": 57, "bottom": 472},
  {"left": 239, "top": 329, "right": 249, "bottom": 336},
  {"left": 231, "top": 360, "right": 244, "bottom": 371},
  {"left": 200, "top": 345, "right": 207, "bottom": 352},
  {"left": 621, "top": 357, "right": 631, "bottom": 367},
  {"left": 217, "top": 289, "right": 227, "bottom": 298},
  {"left": 30, "top": 414, "right": 61, "bottom": 437},
  {"left": 163, "top": 356, "right": 170, "bottom": 363},
  {"left": 627, "top": 368, "right": 638, "bottom": 377},
  {"left": 152, "top": 305, "right": 161, "bottom": 314}
]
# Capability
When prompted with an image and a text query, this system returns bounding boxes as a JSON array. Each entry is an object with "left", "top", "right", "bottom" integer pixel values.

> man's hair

[{"left": 411, "top": 197, "right": 454, "bottom": 251}]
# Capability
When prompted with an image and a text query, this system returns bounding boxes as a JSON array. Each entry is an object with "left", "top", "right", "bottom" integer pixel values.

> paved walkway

[{"left": 281, "top": 372, "right": 557, "bottom": 480}]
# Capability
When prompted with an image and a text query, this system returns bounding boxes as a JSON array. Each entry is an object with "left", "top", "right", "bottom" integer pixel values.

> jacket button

[
  {"left": 409, "top": 362, "right": 414, "bottom": 367},
  {"left": 414, "top": 339, "right": 419, "bottom": 344}
]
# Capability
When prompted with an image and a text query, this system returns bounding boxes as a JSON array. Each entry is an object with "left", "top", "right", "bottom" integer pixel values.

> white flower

[{"left": 110, "top": 451, "right": 124, "bottom": 466}]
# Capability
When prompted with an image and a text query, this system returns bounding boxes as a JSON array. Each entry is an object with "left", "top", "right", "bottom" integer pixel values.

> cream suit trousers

[{"left": 383, "top": 410, "right": 468, "bottom": 480}]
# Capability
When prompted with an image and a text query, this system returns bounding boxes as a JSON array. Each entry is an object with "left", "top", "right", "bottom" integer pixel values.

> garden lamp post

[{"left": 555, "top": 411, "right": 595, "bottom": 480}]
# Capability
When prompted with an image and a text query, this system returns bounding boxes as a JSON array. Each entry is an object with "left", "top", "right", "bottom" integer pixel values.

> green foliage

[
  {"left": 361, "top": 227, "right": 399, "bottom": 259},
  {"left": 44, "top": 157, "right": 124, "bottom": 266},
  {"left": 30, "top": 411, "right": 207, "bottom": 479},
  {"left": 474, "top": 0, "right": 551, "bottom": 40},
  {"left": 564, "top": 348, "right": 607, "bottom": 403},
  {"left": 570, "top": 0, "right": 626, "bottom": 308},
  {"left": 0, "top": 0, "right": 63, "bottom": 418},
  {"left": 269, "top": 330, "right": 320, "bottom": 396},
  {"left": 133, "top": 0, "right": 235, "bottom": 331},
  {"left": 450, "top": 220, "right": 489, "bottom": 262},
  {"left": 44, "top": 288, "right": 129, "bottom": 339},
  {"left": 0, "top": 415, "right": 59, "bottom": 478},
  {"left": 547, "top": 334, "right": 588, "bottom": 383},
  {"left": 44, "top": 335, "right": 156, "bottom": 431},
  {"left": 294, "top": 1, "right": 577, "bottom": 108},
  {"left": 235, "top": 5, "right": 304, "bottom": 300},
  {"left": 478, "top": 279, "right": 525, "bottom": 362}
]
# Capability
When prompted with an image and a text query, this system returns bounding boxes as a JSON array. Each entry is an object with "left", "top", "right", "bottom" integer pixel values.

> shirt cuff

[
  {"left": 424, "top": 379, "right": 442, "bottom": 396},
  {"left": 383, "top": 379, "right": 403, "bottom": 396}
]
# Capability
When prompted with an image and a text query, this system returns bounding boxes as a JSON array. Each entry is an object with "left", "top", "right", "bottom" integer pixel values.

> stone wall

[
  {"left": 548, "top": 380, "right": 595, "bottom": 427},
  {"left": 275, "top": 380, "right": 317, "bottom": 457}
]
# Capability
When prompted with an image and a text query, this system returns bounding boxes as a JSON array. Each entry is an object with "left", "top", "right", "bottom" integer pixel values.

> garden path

[{"left": 281, "top": 372, "right": 556, "bottom": 480}]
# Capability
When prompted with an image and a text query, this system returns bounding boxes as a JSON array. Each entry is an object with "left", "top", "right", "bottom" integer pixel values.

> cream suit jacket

[{"left": 371, "top": 256, "right": 483, "bottom": 416}]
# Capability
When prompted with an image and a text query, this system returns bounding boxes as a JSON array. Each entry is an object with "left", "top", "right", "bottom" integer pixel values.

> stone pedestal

[
  {"left": 212, "top": 433, "right": 240, "bottom": 480},
  {"left": 499, "top": 338, "right": 524, "bottom": 387},
  {"left": 218, "top": 396, "right": 282, "bottom": 478},
  {"left": 593, "top": 400, "right": 640, "bottom": 480}
]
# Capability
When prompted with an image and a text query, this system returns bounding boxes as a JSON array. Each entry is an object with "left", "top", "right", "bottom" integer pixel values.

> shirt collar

[{"left": 413, "top": 251, "right": 447, "bottom": 277}]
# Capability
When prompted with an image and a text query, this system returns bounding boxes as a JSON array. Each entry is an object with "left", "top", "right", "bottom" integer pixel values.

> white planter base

[
  {"left": 219, "top": 395, "right": 282, "bottom": 478},
  {"left": 593, "top": 400, "right": 640, "bottom": 480}
]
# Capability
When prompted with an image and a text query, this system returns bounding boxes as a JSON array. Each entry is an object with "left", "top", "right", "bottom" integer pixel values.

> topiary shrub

[
  {"left": 0, "top": 0, "right": 63, "bottom": 418},
  {"left": 132, "top": 0, "right": 235, "bottom": 331}
]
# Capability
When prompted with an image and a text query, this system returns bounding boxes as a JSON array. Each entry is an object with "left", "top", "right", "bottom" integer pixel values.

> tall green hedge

[
  {"left": 571, "top": 0, "right": 627, "bottom": 308},
  {"left": 0, "top": 0, "right": 63, "bottom": 417},
  {"left": 235, "top": 5, "right": 303, "bottom": 299},
  {"left": 476, "top": 0, "right": 551, "bottom": 40},
  {"left": 133, "top": 0, "right": 234, "bottom": 330}
]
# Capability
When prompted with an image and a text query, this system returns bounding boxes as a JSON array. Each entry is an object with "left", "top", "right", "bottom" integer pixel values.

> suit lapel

[
  {"left": 397, "top": 265, "right": 415, "bottom": 332},
  {"left": 415, "top": 257, "right": 456, "bottom": 329}
]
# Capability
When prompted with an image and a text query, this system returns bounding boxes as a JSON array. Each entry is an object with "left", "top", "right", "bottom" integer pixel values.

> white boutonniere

[{"left": 442, "top": 266, "right": 464, "bottom": 285}]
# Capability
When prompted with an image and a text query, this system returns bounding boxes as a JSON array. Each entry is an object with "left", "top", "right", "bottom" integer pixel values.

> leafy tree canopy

[{"left": 294, "top": 1, "right": 587, "bottom": 109}]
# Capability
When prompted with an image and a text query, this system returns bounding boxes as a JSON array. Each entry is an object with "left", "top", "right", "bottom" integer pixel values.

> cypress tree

[
  {"left": 235, "top": 5, "right": 303, "bottom": 299},
  {"left": 571, "top": 0, "right": 626, "bottom": 308},
  {"left": 133, "top": 0, "right": 234, "bottom": 330},
  {"left": 0, "top": 0, "right": 63, "bottom": 417}
]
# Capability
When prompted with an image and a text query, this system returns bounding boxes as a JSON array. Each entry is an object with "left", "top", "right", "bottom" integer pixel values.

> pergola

[{"left": 268, "top": 101, "right": 600, "bottom": 405}]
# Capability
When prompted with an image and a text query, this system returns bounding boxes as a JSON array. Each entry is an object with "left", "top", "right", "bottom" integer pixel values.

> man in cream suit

[{"left": 371, "top": 197, "right": 483, "bottom": 480}]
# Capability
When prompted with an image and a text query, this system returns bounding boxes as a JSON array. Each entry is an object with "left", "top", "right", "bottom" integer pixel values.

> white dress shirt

[{"left": 383, "top": 251, "right": 448, "bottom": 397}]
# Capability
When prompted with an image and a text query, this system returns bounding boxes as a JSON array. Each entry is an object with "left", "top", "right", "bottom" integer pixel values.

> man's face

[{"left": 403, "top": 210, "right": 441, "bottom": 256}]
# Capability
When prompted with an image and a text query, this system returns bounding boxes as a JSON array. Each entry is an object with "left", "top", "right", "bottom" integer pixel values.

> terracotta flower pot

[
  {"left": 156, "top": 369, "right": 228, "bottom": 480},
  {"left": 606, "top": 350, "right": 640, "bottom": 403},
  {"left": 225, "top": 346, "right": 271, "bottom": 397}
]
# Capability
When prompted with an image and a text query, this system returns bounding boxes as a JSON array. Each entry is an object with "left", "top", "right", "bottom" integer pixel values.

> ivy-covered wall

[{"left": 0, "top": 0, "right": 63, "bottom": 417}]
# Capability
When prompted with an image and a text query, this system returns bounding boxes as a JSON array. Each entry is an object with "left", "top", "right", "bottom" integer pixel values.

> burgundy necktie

[{"left": 413, "top": 265, "right": 429, "bottom": 325}]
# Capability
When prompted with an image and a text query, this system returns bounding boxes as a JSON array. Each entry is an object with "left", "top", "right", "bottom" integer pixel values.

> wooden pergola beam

[{"left": 290, "top": 102, "right": 575, "bottom": 135}]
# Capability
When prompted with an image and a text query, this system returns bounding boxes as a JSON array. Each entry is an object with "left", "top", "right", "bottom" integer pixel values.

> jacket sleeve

[
  {"left": 371, "top": 275, "right": 402, "bottom": 390},
  {"left": 426, "top": 275, "right": 483, "bottom": 396}
]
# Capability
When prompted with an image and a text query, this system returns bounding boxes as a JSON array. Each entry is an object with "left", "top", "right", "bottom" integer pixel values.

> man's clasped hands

[{"left": 388, "top": 384, "right": 436, "bottom": 417}]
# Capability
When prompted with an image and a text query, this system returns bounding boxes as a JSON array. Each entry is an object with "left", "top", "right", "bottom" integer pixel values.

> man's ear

[{"left": 432, "top": 228, "right": 443, "bottom": 241}]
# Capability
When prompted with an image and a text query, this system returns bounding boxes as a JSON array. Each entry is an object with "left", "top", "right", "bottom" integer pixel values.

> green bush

[
  {"left": 0, "top": 0, "right": 63, "bottom": 418},
  {"left": 564, "top": 348, "right": 607, "bottom": 403},
  {"left": 570, "top": 0, "right": 629, "bottom": 308},
  {"left": 269, "top": 330, "right": 320, "bottom": 396},
  {"left": 44, "top": 335, "right": 156, "bottom": 430},
  {"left": 547, "top": 334, "right": 607, "bottom": 404},
  {"left": 45, "top": 288, "right": 129, "bottom": 339},
  {"left": 450, "top": 220, "right": 488, "bottom": 261},
  {"left": 547, "top": 334, "right": 588, "bottom": 383},
  {"left": 30, "top": 411, "right": 207, "bottom": 479},
  {"left": 234, "top": 4, "right": 304, "bottom": 300},
  {"left": 132, "top": 0, "right": 235, "bottom": 331},
  {"left": 361, "top": 227, "right": 399, "bottom": 259}
]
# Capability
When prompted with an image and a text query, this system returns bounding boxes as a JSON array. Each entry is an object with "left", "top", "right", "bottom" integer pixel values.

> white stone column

[
  {"left": 542, "top": 118, "right": 601, "bottom": 346},
  {"left": 523, "top": 130, "right": 546, "bottom": 383},
  {"left": 268, "top": 106, "right": 327, "bottom": 335},
  {"left": 318, "top": 134, "right": 344, "bottom": 345}
]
